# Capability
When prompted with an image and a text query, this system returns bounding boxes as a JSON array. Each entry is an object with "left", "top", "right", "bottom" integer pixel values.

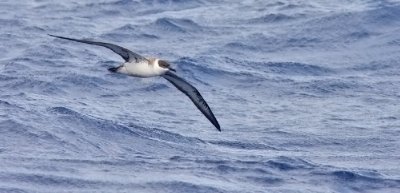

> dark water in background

[{"left": 0, "top": 0, "right": 400, "bottom": 192}]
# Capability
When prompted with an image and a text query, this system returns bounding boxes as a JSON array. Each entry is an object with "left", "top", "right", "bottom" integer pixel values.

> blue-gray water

[{"left": 1, "top": 0, "right": 400, "bottom": 192}]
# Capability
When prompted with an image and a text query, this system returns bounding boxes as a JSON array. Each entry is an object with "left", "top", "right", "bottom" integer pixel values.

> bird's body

[
  {"left": 114, "top": 58, "right": 166, "bottom": 78},
  {"left": 49, "top": 34, "right": 221, "bottom": 131}
]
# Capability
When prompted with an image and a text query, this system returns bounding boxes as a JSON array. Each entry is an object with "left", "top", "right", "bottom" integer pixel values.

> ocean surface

[{"left": 1, "top": 0, "right": 400, "bottom": 192}]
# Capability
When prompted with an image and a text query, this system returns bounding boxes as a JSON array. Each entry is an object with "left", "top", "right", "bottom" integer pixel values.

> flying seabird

[{"left": 49, "top": 34, "right": 221, "bottom": 131}]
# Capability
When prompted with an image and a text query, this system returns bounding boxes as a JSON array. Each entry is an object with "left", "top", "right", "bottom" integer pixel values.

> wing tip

[
  {"left": 48, "top": 34, "right": 61, "bottom": 38},
  {"left": 48, "top": 34, "right": 66, "bottom": 40},
  {"left": 214, "top": 122, "right": 222, "bottom": 132}
]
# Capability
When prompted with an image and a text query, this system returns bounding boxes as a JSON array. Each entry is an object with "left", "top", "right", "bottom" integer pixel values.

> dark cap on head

[
  {"left": 158, "top": 60, "right": 170, "bottom": 68},
  {"left": 159, "top": 60, "right": 176, "bottom": 72}
]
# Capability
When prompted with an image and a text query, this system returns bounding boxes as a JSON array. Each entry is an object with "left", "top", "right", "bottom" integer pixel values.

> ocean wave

[
  {"left": 364, "top": 4, "right": 400, "bottom": 25},
  {"left": 142, "top": 0, "right": 206, "bottom": 7},
  {"left": 313, "top": 169, "right": 400, "bottom": 190},
  {"left": 25, "top": 44, "right": 77, "bottom": 60},
  {"left": 165, "top": 156, "right": 316, "bottom": 188},
  {"left": 100, "top": 0, "right": 140, "bottom": 7},
  {"left": 176, "top": 57, "right": 266, "bottom": 85},
  {"left": 224, "top": 42, "right": 260, "bottom": 52},
  {"left": 2, "top": 77, "right": 64, "bottom": 95},
  {"left": 262, "top": 62, "right": 333, "bottom": 76},
  {"left": 145, "top": 181, "right": 225, "bottom": 193},
  {"left": 127, "top": 123, "right": 206, "bottom": 145},
  {"left": 139, "top": 83, "right": 169, "bottom": 92},
  {"left": 349, "top": 61, "right": 399, "bottom": 74},
  {"left": 223, "top": 33, "right": 278, "bottom": 52},
  {"left": 266, "top": 158, "right": 313, "bottom": 171},
  {"left": 146, "top": 17, "right": 205, "bottom": 34},
  {"left": 0, "top": 120, "right": 74, "bottom": 150},
  {"left": 0, "top": 74, "right": 18, "bottom": 82},
  {"left": 293, "top": 4, "right": 400, "bottom": 46},
  {"left": 207, "top": 140, "right": 279, "bottom": 150},
  {"left": 0, "top": 171, "right": 114, "bottom": 188},
  {"left": 248, "top": 13, "right": 304, "bottom": 24},
  {"left": 0, "top": 187, "right": 28, "bottom": 193},
  {"left": 194, "top": 156, "right": 315, "bottom": 173},
  {"left": 0, "top": 19, "right": 24, "bottom": 28},
  {"left": 55, "top": 73, "right": 112, "bottom": 89},
  {"left": 331, "top": 170, "right": 382, "bottom": 182},
  {"left": 224, "top": 32, "right": 324, "bottom": 52},
  {"left": 48, "top": 106, "right": 140, "bottom": 137},
  {"left": 49, "top": 106, "right": 205, "bottom": 146},
  {"left": 245, "top": 176, "right": 283, "bottom": 185},
  {"left": 298, "top": 79, "right": 369, "bottom": 95},
  {"left": 278, "top": 2, "right": 314, "bottom": 10},
  {"left": 0, "top": 100, "right": 16, "bottom": 108},
  {"left": 102, "top": 24, "right": 160, "bottom": 41}
]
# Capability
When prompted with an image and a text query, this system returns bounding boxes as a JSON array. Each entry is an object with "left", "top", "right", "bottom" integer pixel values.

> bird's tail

[{"left": 108, "top": 66, "right": 120, "bottom": 72}]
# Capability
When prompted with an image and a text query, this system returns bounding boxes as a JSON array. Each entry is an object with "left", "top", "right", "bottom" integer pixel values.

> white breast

[{"left": 118, "top": 59, "right": 165, "bottom": 78}]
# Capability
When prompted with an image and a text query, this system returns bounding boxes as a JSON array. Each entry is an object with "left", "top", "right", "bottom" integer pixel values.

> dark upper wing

[
  {"left": 49, "top": 34, "right": 146, "bottom": 62},
  {"left": 162, "top": 71, "right": 221, "bottom": 131}
]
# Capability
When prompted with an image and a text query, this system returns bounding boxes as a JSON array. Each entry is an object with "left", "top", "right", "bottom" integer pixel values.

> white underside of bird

[
  {"left": 116, "top": 58, "right": 166, "bottom": 77},
  {"left": 49, "top": 34, "right": 221, "bottom": 131}
]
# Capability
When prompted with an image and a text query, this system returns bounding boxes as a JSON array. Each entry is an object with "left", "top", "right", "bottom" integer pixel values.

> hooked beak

[{"left": 169, "top": 67, "right": 176, "bottom": 72}]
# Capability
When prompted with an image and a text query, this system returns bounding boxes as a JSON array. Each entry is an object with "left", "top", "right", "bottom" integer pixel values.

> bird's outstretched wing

[
  {"left": 162, "top": 71, "right": 221, "bottom": 131},
  {"left": 48, "top": 34, "right": 146, "bottom": 62}
]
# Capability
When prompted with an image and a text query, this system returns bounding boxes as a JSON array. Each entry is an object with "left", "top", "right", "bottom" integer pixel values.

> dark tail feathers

[{"left": 108, "top": 66, "right": 120, "bottom": 72}]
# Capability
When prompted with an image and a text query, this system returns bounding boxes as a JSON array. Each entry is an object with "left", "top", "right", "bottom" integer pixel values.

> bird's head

[{"left": 157, "top": 59, "right": 176, "bottom": 72}]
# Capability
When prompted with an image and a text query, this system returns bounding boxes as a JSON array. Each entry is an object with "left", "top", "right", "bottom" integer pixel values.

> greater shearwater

[{"left": 49, "top": 34, "right": 221, "bottom": 131}]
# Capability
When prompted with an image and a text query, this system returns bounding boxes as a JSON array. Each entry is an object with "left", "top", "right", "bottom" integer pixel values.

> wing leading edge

[{"left": 48, "top": 34, "right": 146, "bottom": 62}]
